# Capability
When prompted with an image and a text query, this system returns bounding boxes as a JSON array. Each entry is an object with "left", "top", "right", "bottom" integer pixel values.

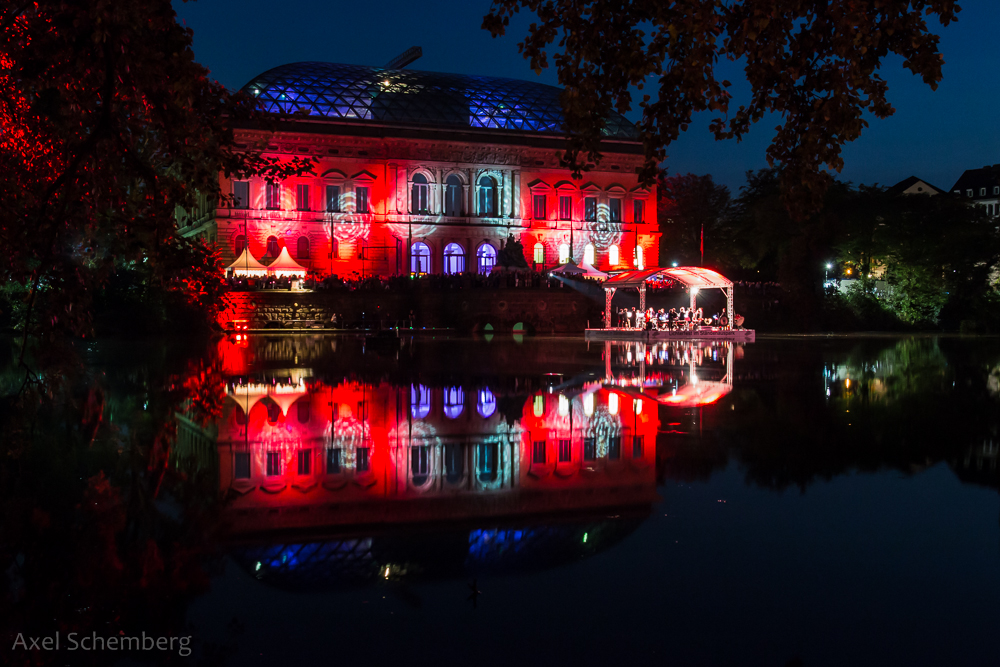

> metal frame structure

[{"left": 601, "top": 266, "right": 735, "bottom": 329}]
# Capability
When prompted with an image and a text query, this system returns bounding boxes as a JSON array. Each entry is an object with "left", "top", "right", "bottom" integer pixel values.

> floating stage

[{"left": 585, "top": 327, "right": 755, "bottom": 343}]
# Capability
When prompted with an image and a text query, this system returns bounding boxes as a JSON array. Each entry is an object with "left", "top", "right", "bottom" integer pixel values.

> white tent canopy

[
  {"left": 226, "top": 248, "right": 269, "bottom": 277},
  {"left": 267, "top": 247, "right": 308, "bottom": 277}
]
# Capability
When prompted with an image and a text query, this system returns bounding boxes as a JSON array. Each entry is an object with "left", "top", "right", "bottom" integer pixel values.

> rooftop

[{"left": 241, "top": 62, "right": 640, "bottom": 140}]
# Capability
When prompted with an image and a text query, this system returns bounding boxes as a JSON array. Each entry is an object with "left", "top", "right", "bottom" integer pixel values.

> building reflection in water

[{"left": 198, "top": 337, "right": 743, "bottom": 589}]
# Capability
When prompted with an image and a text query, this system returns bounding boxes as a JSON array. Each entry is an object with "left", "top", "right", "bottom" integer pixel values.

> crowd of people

[
  {"left": 226, "top": 270, "right": 601, "bottom": 293},
  {"left": 615, "top": 306, "right": 744, "bottom": 331}
]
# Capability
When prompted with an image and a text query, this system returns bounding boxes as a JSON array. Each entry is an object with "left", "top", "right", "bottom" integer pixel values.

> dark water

[{"left": 6, "top": 334, "right": 1000, "bottom": 666}]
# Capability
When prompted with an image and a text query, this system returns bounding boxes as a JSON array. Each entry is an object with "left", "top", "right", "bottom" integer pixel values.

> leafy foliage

[{"left": 483, "top": 0, "right": 960, "bottom": 217}]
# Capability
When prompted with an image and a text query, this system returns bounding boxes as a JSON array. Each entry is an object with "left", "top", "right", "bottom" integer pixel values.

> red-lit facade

[{"left": 178, "top": 62, "right": 659, "bottom": 276}]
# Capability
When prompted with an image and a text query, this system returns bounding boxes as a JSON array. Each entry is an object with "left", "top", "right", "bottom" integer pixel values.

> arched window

[
  {"left": 635, "top": 245, "right": 644, "bottom": 269},
  {"left": 609, "top": 244, "right": 619, "bottom": 266},
  {"left": 477, "top": 175, "right": 497, "bottom": 217},
  {"left": 533, "top": 395, "right": 544, "bottom": 417},
  {"left": 296, "top": 236, "right": 310, "bottom": 260},
  {"left": 477, "top": 443, "right": 498, "bottom": 483},
  {"left": 443, "top": 243, "right": 465, "bottom": 275},
  {"left": 533, "top": 242, "right": 544, "bottom": 265},
  {"left": 443, "top": 386, "right": 464, "bottom": 419},
  {"left": 411, "top": 242, "right": 431, "bottom": 275},
  {"left": 411, "top": 446, "right": 431, "bottom": 486},
  {"left": 608, "top": 393, "right": 619, "bottom": 416},
  {"left": 583, "top": 393, "right": 594, "bottom": 417},
  {"left": 476, "top": 243, "right": 496, "bottom": 274},
  {"left": 477, "top": 388, "right": 497, "bottom": 418},
  {"left": 445, "top": 444, "right": 464, "bottom": 484},
  {"left": 410, "top": 384, "right": 430, "bottom": 419},
  {"left": 445, "top": 174, "right": 463, "bottom": 216},
  {"left": 234, "top": 235, "right": 246, "bottom": 256},
  {"left": 558, "top": 394, "right": 570, "bottom": 416},
  {"left": 558, "top": 243, "right": 570, "bottom": 264},
  {"left": 265, "top": 236, "right": 280, "bottom": 259},
  {"left": 296, "top": 398, "right": 310, "bottom": 424},
  {"left": 411, "top": 173, "right": 429, "bottom": 214},
  {"left": 584, "top": 243, "right": 595, "bottom": 265}
]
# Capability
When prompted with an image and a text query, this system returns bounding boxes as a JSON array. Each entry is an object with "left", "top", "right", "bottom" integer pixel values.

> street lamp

[{"left": 825, "top": 262, "right": 832, "bottom": 284}]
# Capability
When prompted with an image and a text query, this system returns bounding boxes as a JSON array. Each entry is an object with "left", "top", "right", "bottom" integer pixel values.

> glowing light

[
  {"left": 609, "top": 393, "right": 619, "bottom": 416},
  {"left": 609, "top": 244, "right": 619, "bottom": 265},
  {"left": 584, "top": 393, "right": 594, "bottom": 417},
  {"left": 845, "top": 378, "right": 851, "bottom": 388},
  {"left": 635, "top": 245, "right": 644, "bottom": 269},
  {"left": 583, "top": 243, "right": 595, "bottom": 265},
  {"left": 558, "top": 394, "right": 569, "bottom": 416},
  {"left": 255, "top": 561, "right": 262, "bottom": 571},
  {"left": 583, "top": 532, "right": 588, "bottom": 543},
  {"left": 533, "top": 395, "right": 544, "bottom": 417},
  {"left": 558, "top": 243, "right": 570, "bottom": 263},
  {"left": 690, "top": 286, "right": 699, "bottom": 295},
  {"left": 634, "top": 399, "right": 642, "bottom": 415}
]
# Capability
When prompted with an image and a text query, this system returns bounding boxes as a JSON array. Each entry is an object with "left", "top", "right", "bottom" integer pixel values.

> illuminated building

[{"left": 178, "top": 62, "right": 658, "bottom": 275}]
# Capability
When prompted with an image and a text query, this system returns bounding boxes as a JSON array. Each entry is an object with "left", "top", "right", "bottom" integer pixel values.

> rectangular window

[
  {"left": 967, "top": 189, "right": 974, "bottom": 197},
  {"left": 558, "top": 195, "right": 572, "bottom": 220},
  {"left": 632, "top": 435, "right": 644, "bottom": 459},
  {"left": 326, "top": 448, "right": 342, "bottom": 474},
  {"left": 533, "top": 194, "right": 547, "bottom": 219},
  {"left": 326, "top": 185, "right": 341, "bottom": 212},
  {"left": 411, "top": 446, "right": 430, "bottom": 476},
  {"left": 994, "top": 186, "right": 999, "bottom": 195},
  {"left": 265, "top": 182, "right": 281, "bottom": 210},
  {"left": 584, "top": 197, "right": 597, "bottom": 221},
  {"left": 609, "top": 198, "right": 622, "bottom": 222},
  {"left": 356, "top": 447, "right": 370, "bottom": 472},
  {"left": 266, "top": 451, "right": 281, "bottom": 476},
  {"left": 532, "top": 440, "right": 546, "bottom": 464},
  {"left": 981, "top": 187, "right": 987, "bottom": 196},
  {"left": 234, "top": 452, "right": 251, "bottom": 479},
  {"left": 297, "top": 449, "right": 311, "bottom": 475},
  {"left": 558, "top": 439, "right": 571, "bottom": 462},
  {"left": 633, "top": 199, "right": 644, "bottom": 224},
  {"left": 583, "top": 438, "right": 596, "bottom": 461},
  {"left": 296, "top": 184, "right": 310, "bottom": 211},
  {"left": 233, "top": 181, "right": 250, "bottom": 209},
  {"left": 608, "top": 436, "right": 621, "bottom": 460},
  {"left": 356, "top": 186, "right": 370, "bottom": 213},
  {"left": 412, "top": 182, "right": 429, "bottom": 213}
]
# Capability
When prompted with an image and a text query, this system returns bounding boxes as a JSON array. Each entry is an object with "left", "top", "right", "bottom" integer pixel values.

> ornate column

[{"left": 512, "top": 169, "right": 520, "bottom": 220}]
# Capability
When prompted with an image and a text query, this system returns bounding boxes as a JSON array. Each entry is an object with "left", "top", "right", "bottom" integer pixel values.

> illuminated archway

[
  {"left": 634, "top": 245, "right": 644, "bottom": 269},
  {"left": 477, "top": 388, "right": 497, "bottom": 418},
  {"left": 411, "top": 242, "right": 431, "bottom": 275},
  {"left": 558, "top": 243, "right": 570, "bottom": 263},
  {"left": 533, "top": 242, "right": 544, "bottom": 265},
  {"left": 476, "top": 243, "right": 496, "bottom": 274},
  {"left": 584, "top": 243, "right": 595, "bottom": 265},
  {"left": 443, "top": 243, "right": 465, "bottom": 274},
  {"left": 609, "top": 244, "right": 619, "bottom": 265},
  {"left": 443, "top": 386, "right": 464, "bottom": 419},
  {"left": 410, "top": 384, "right": 430, "bottom": 419}
]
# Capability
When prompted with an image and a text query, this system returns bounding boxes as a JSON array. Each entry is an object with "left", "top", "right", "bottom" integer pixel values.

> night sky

[{"left": 173, "top": 0, "right": 1000, "bottom": 195}]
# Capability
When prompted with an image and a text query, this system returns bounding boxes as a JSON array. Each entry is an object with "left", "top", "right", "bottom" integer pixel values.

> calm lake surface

[{"left": 11, "top": 334, "right": 1000, "bottom": 666}]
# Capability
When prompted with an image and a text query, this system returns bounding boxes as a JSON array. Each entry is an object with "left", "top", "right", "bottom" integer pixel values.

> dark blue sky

[{"left": 174, "top": 0, "right": 1000, "bottom": 194}]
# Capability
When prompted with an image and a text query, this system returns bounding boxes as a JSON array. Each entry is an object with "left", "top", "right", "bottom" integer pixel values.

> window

[
  {"left": 331, "top": 238, "right": 339, "bottom": 259},
  {"left": 477, "top": 388, "right": 497, "bottom": 418},
  {"left": 533, "top": 395, "right": 544, "bottom": 417},
  {"left": 584, "top": 197, "right": 597, "bottom": 221},
  {"left": 443, "top": 243, "right": 465, "bottom": 275},
  {"left": 634, "top": 199, "right": 644, "bottom": 224},
  {"left": 234, "top": 452, "right": 251, "bottom": 479},
  {"left": 533, "top": 194, "right": 547, "bottom": 219},
  {"left": 297, "top": 449, "right": 311, "bottom": 475},
  {"left": 558, "top": 439, "right": 571, "bottom": 463},
  {"left": 533, "top": 242, "right": 544, "bottom": 265},
  {"left": 326, "top": 448, "right": 342, "bottom": 474},
  {"left": 994, "top": 186, "right": 999, "bottom": 195},
  {"left": 326, "top": 185, "right": 341, "bottom": 212},
  {"left": 266, "top": 452, "right": 282, "bottom": 476},
  {"left": 583, "top": 438, "right": 596, "bottom": 461},
  {"left": 476, "top": 243, "right": 496, "bottom": 274},
  {"left": 296, "top": 237, "right": 310, "bottom": 260},
  {"left": 233, "top": 181, "right": 249, "bottom": 209},
  {"left": 411, "top": 242, "right": 431, "bottom": 275},
  {"left": 559, "top": 243, "right": 570, "bottom": 263},
  {"left": 608, "top": 436, "right": 621, "bottom": 460},
  {"left": 608, "top": 393, "right": 619, "bottom": 415},
  {"left": 981, "top": 188, "right": 987, "bottom": 197},
  {"left": 559, "top": 195, "right": 572, "bottom": 220},
  {"left": 609, "top": 198, "right": 622, "bottom": 222},
  {"left": 445, "top": 444, "right": 464, "bottom": 483},
  {"left": 584, "top": 243, "right": 595, "bottom": 265},
  {"left": 265, "top": 182, "right": 281, "bottom": 210},
  {"left": 634, "top": 245, "right": 644, "bottom": 269},
  {"left": 967, "top": 189, "right": 973, "bottom": 197},
  {"left": 411, "top": 173, "right": 429, "bottom": 213},
  {"left": 356, "top": 447, "right": 370, "bottom": 473},
  {"left": 633, "top": 435, "right": 644, "bottom": 459},
  {"left": 356, "top": 186, "right": 370, "bottom": 213},
  {"left": 234, "top": 235, "right": 246, "bottom": 256},
  {"left": 265, "top": 236, "right": 279, "bottom": 259},
  {"left": 477, "top": 443, "right": 498, "bottom": 482},
  {"left": 296, "top": 398, "right": 310, "bottom": 423},
  {"left": 443, "top": 386, "right": 464, "bottom": 419},
  {"left": 296, "top": 184, "right": 310, "bottom": 211},
  {"left": 411, "top": 446, "right": 430, "bottom": 485},
  {"left": 411, "top": 384, "right": 430, "bottom": 419},
  {"left": 609, "top": 244, "right": 619, "bottom": 265},
  {"left": 445, "top": 174, "right": 463, "bottom": 216},
  {"left": 532, "top": 440, "right": 546, "bottom": 464},
  {"left": 478, "top": 176, "right": 497, "bottom": 216}
]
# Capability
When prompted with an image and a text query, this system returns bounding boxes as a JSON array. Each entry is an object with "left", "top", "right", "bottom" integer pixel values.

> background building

[{"left": 179, "top": 61, "right": 658, "bottom": 276}]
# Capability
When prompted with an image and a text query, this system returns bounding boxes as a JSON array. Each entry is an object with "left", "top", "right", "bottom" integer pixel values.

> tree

[
  {"left": 0, "top": 1, "right": 310, "bottom": 379},
  {"left": 483, "top": 0, "right": 959, "bottom": 217},
  {"left": 657, "top": 173, "right": 731, "bottom": 267},
  {"left": 498, "top": 234, "right": 530, "bottom": 269}
]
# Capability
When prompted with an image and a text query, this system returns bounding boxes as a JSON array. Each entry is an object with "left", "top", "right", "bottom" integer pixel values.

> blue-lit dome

[{"left": 241, "top": 62, "right": 640, "bottom": 140}]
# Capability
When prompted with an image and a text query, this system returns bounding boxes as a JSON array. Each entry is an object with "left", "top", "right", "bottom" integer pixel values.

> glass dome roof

[{"left": 241, "top": 62, "right": 640, "bottom": 140}]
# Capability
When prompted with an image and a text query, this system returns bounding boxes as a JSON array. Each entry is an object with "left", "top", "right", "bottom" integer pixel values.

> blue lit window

[
  {"left": 444, "top": 243, "right": 465, "bottom": 275},
  {"left": 477, "top": 443, "right": 498, "bottom": 482},
  {"left": 411, "top": 242, "right": 431, "bottom": 275},
  {"left": 411, "top": 384, "right": 430, "bottom": 419},
  {"left": 476, "top": 243, "right": 496, "bottom": 275},
  {"left": 443, "top": 386, "right": 464, "bottom": 419},
  {"left": 477, "top": 388, "right": 496, "bottom": 418}
]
